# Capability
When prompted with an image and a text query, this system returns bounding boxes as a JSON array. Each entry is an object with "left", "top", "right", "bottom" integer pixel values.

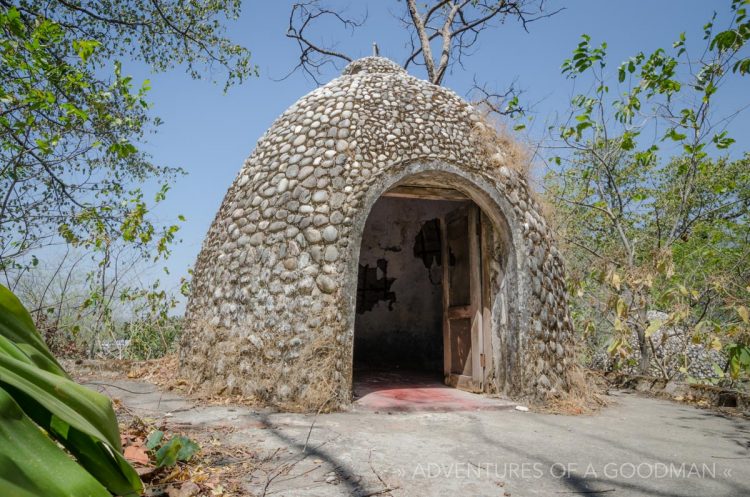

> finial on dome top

[
  {"left": 342, "top": 56, "right": 405, "bottom": 76},
  {"left": 372, "top": 42, "right": 380, "bottom": 56}
]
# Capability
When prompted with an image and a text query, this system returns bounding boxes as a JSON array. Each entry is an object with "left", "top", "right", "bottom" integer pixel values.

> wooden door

[{"left": 441, "top": 204, "right": 484, "bottom": 392}]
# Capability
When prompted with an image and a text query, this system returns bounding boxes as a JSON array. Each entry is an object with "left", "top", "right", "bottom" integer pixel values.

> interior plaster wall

[{"left": 355, "top": 196, "right": 460, "bottom": 372}]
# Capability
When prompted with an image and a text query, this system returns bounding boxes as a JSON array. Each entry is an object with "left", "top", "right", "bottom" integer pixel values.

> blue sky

[{"left": 124, "top": 0, "right": 749, "bottom": 299}]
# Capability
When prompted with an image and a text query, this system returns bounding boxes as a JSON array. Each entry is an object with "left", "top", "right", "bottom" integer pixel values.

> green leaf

[
  {"left": 0, "top": 285, "right": 66, "bottom": 377},
  {"left": 158, "top": 438, "right": 183, "bottom": 467},
  {"left": 711, "top": 363, "right": 725, "bottom": 378},
  {"left": 0, "top": 387, "right": 110, "bottom": 497},
  {"left": 733, "top": 57, "right": 750, "bottom": 75},
  {"left": 0, "top": 284, "right": 142, "bottom": 496},
  {"left": 155, "top": 436, "right": 200, "bottom": 467},
  {"left": 71, "top": 39, "right": 100, "bottom": 63},
  {"left": 726, "top": 344, "right": 750, "bottom": 379},
  {"left": 176, "top": 436, "right": 200, "bottom": 461},
  {"left": 155, "top": 438, "right": 181, "bottom": 467},
  {"left": 620, "top": 131, "right": 636, "bottom": 150},
  {"left": 664, "top": 127, "right": 687, "bottom": 142},
  {"left": 710, "top": 30, "right": 739, "bottom": 52},
  {"left": 146, "top": 430, "right": 164, "bottom": 450},
  {"left": 645, "top": 320, "right": 663, "bottom": 337},
  {"left": 713, "top": 131, "right": 736, "bottom": 149}
]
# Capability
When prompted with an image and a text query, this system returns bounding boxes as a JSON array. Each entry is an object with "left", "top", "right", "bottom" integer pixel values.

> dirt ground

[{"left": 70, "top": 360, "right": 750, "bottom": 497}]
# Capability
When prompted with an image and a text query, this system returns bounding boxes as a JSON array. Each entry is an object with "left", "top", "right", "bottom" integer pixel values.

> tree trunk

[
  {"left": 634, "top": 304, "right": 652, "bottom": 375},
  {"left": 635, "top": 326, "right": 652, "bottom": 375}
]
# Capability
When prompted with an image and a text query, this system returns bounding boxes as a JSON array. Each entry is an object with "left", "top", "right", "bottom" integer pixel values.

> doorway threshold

[{"left": 352, "top": 370, "right": 515, "bottom": 412}]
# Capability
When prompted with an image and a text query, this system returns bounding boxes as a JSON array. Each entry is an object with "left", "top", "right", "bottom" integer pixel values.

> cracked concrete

[{"left": 89, "top": 379, "right": 750, "bottom": 497}]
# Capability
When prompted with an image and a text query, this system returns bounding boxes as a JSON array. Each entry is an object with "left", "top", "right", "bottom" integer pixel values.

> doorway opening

[{"left": 353, "top": 184, "right": 492, "bottom": 402}]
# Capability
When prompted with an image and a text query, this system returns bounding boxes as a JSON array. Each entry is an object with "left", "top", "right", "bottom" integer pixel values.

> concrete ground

[{"left": 88, "top": 379, "right": 750, "bottom": 497}]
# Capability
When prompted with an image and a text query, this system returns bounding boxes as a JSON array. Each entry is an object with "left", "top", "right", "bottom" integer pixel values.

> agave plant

[{"left": 0, "top": 284, "right": 142, "bottom": 497}]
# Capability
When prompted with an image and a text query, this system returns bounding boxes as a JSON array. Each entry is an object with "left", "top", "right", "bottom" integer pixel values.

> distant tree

[
  {"left": 0, "top": 1, "right": 255, "bottom": 354},
  {"left": 545, "top": 0, "right": 750, "bottom": 379},
  {"left": 0, "top": 0, "right": 255, "bottom": 272}
]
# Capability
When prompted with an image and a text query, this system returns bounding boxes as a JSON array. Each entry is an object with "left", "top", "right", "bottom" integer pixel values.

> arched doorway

[{"left": 352, "top": 177, "right": 510, "bottom": 397}]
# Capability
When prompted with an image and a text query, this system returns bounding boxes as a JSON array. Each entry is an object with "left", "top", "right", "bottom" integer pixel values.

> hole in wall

[
  {"left": 413, "top": 218, "right": 442, "bottom": 286},
  {"left": 356, "top": 259, "right": 396, "bottom": 314},
  {"left": 413, "top": 219, "right": 441, "bottom": 268}
]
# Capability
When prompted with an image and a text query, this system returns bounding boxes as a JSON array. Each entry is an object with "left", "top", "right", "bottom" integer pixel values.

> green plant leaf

[
  {"left": 71, "top": 39, "right": 100, "bottom": 63},
  {"left": 0, "top": 387, "right": 110, "bottom": 497},
  {"left": 726, "top": 344, "right": 750, "bottom": 380},
  {"left": 146, "top": 430, "right": 164, "bottom": 450},
  {"left": 0, "top": 284, "right": 142, "bottom": 496},
  {"left": 711, "top": 363, "right": 725, "bottom": 378},
  {"left": 155, "top": 438, "right": 183, "bottom": 468},
  {"left": 0, "top": 285, "right": 67, "bottom": 377},
  {"left": 176, "top": 436, "right": 200, "bottom": 462},
  {"left": 155, "top": 436, "right": 200, "bottom": 467},
  {"left": 645, "top": 320, "right": 663, "bottom": 337}
]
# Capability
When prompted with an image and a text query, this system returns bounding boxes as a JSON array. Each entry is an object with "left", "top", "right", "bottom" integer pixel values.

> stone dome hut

[{"left": 180, "top": 57, "right": 575, "bottom": 409}]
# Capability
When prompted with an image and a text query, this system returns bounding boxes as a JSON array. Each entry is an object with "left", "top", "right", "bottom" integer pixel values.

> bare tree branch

[
  {"left": 406, "top": 0, "right": 439, "bottom": 82},
  {"left": 402, "top": 1, "right": 561, "bottom": 85},
  {"left": 470, "top": 76, "right": 526, "bottom": 118},
  {"left": 284, "top": 1, "right": 560, "bottom": 86},
  {"left": 283, "top": 1, "right": 364, "bottom": 85}
]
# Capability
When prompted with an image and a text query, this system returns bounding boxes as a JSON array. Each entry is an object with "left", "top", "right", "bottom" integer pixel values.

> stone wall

[
  {"left": 592, "top": 311, "right": 728, "bottom": 380},
  {"left": 180, "top": 56, "right": 575, "bottom": 409}
]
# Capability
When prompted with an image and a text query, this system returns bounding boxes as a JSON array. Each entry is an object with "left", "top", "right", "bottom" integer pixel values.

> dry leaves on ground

[{"left": 117, "top": 406, "right": 261, "bottom": 496}]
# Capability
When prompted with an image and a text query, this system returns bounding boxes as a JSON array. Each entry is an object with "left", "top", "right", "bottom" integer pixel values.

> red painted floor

[{"left": 352, "top": 370, "right": 515, "bottom": 412}]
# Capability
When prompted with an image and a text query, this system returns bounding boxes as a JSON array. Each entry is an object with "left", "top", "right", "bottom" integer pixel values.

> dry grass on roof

[{"left": 469, "top": 111, "right": 535, "bottom": 180}]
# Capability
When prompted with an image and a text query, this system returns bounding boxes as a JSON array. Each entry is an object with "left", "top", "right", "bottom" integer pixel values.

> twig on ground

[
  {"left": 303, "top": 396, "right": 332, "bottom": 452},
  {"left": 367, "top": 449, "right": 399, "bottom": 497},
  {"left": 554, "top": 490, "right": 616, "bottom": 494},
  {"left": 87, "top": 381, "right": 156, "bottom": 395}
]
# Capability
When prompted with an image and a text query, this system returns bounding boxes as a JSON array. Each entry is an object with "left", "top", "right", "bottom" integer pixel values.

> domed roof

[
  {"left": 180, "top": 56, "right": 575, "bottom": 409},
  {"left": 231, "top": 56, "right": 490, "bottom": 198}
]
